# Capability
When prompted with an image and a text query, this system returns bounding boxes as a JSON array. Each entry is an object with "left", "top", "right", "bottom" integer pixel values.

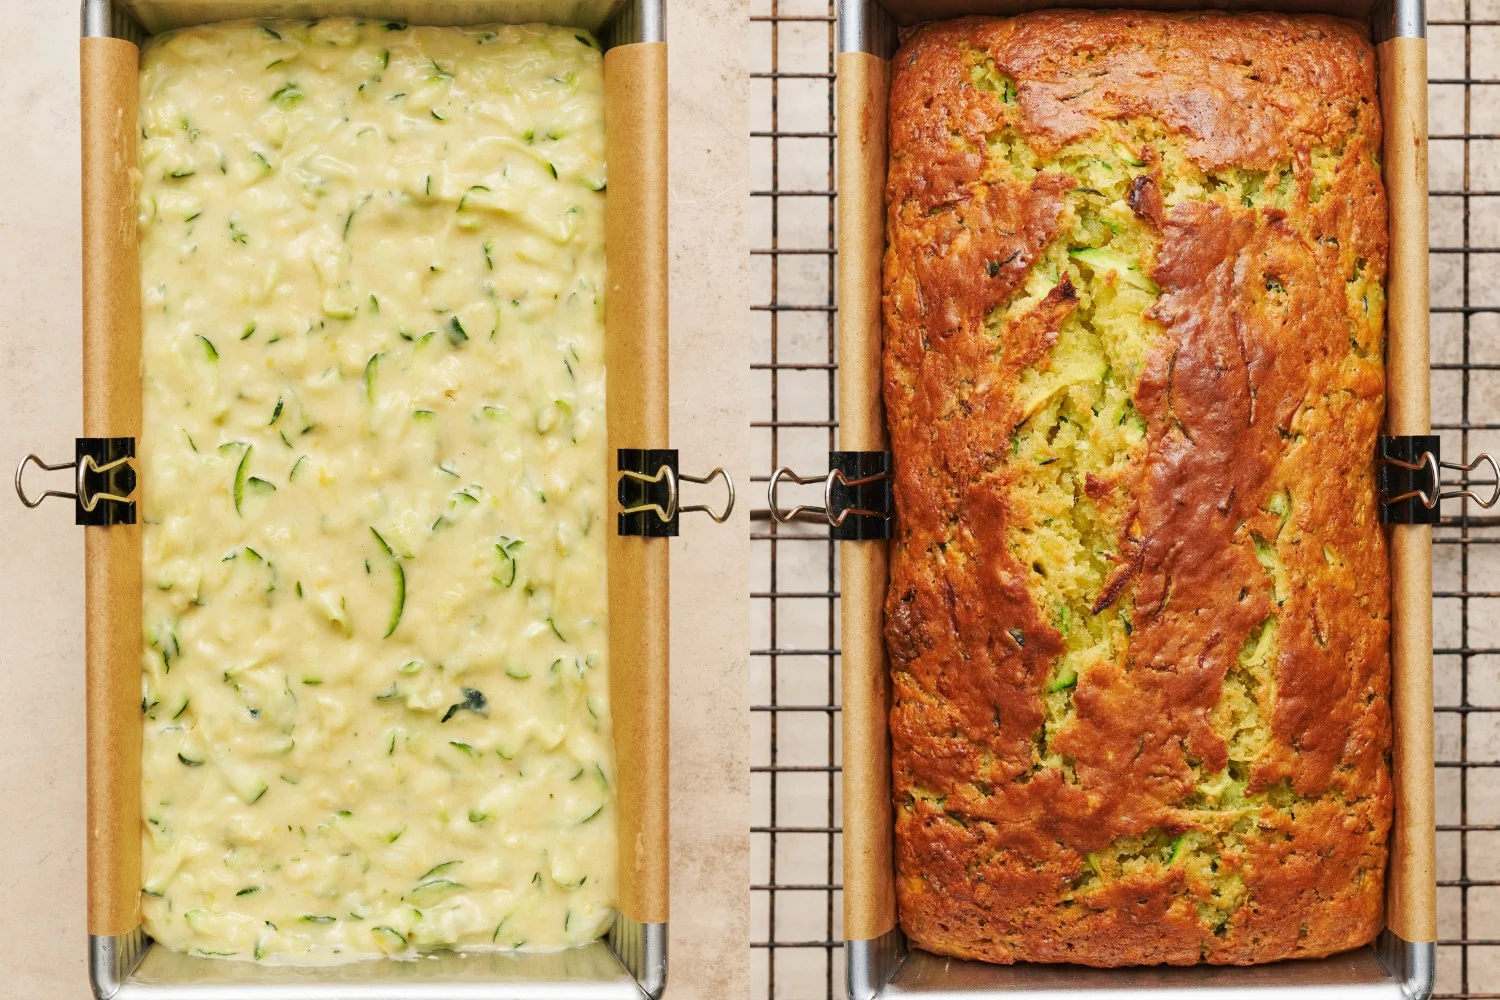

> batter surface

[{"left": 137, "top": 17, "right": 613, "bottom": 962}]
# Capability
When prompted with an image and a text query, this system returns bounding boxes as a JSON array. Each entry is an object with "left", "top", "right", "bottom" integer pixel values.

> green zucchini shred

[
  {"left": 408, "top": 878, "right": 464, "bottom": 904},
  {"left": 372, "top": 925, "right": 407, "bottom": 949},
  {"left": 447, "top": 316, "right": 469, "bottom": 346},
  {"left": 493, "top": 537, "right": 523, "bottom": 587},
  {"left": 364, "top": 352, "right": 382, "bottom": 403},
  {"left": 370, "top": 527, "right": 405, "bottom": 637},
  {"left": 232, "top": 445, "right": 253, "bottom": 514},
  {"left": 270, "top": 82, "right": 304, "bottom": 107},
  {"left": 1047, "top": 665, "right": 1079, "bottom": 692}
]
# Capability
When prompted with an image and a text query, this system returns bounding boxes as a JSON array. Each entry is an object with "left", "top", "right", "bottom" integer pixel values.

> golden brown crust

[{"left": 883, "top": 11, "right": 1390, "bottom": 967}]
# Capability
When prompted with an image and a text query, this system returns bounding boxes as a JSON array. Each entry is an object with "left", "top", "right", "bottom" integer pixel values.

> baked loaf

[{"left": 882, "top": 11, "right": 1391, "bottom": 966}]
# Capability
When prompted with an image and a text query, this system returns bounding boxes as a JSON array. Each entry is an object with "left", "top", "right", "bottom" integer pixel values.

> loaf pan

[
  {"left": 832, "top": 0, "right": 1436, "bottom": 996},
  {"left": 78, "top": 0, "right": 669, "bottom": 996}
]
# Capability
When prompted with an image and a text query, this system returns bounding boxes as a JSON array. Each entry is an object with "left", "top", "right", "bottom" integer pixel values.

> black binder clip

[
  {"left": 767, "top": 450, "right": 894, "bottom": 540},
  {"left": 15, "top": 437, "right": 137, "bottom": 526},
  {"left": 1378, "top": 435, "right": 1499, "bottom": 524},
  {"left": 617, "top": 449, "right": 734, "bottom": 537}
]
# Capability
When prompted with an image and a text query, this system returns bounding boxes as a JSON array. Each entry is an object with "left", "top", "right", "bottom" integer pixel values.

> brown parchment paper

[
  {"left": 81, "top": 34, "right": 144, "bottom": 939},
  {"left": 604, "top": 39, "right": 671, "bottom": 926},
  {"left": 1379, "top": 35, "right": 1437, "bottom": 945},
  {"left": 84, "top": 11, "right": 670, "bottom": 937},
  {"left": 839, "top": 5, "right": 1436, "bottom": 952},
  {"left": 120, "top": 0, "right": 624, "bottom": 33},
  {"left": 837, "top": 50, "right": 898, "bottom": 944}
]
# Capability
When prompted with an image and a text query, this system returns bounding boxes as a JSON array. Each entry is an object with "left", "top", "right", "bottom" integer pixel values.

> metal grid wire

[{"left": 751, "top": 2, "right": 1500, "bottom": 997}]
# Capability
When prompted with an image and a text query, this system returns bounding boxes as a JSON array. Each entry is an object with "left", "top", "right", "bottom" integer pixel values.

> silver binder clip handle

[
  {"left": 767, "top": 466, "right": 823, "bottom": 524},
  {"left": 677, "top": 467, "right": 735, "bottom": 523},
  {"left": 15, "top": 453, "right": 78, "bottom": 509},
  {"left": 15, "top": 452, "right": 136, "bottom": 513},
  {"left": 1438, "top": 452, "right": 1500, "bottom": 509},
  {"left": 767, "top": 466, "right": 890, "bottom": 527},
  {"left": 619, "top": 464, "right": 735, "bottom": 524}
]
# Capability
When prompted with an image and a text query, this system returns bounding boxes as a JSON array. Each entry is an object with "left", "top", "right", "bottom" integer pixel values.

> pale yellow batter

[{"left": 136, "top": 17, "right": 613, "bottom": 963}]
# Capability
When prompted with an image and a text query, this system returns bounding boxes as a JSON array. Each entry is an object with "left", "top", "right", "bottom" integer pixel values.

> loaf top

[{"left": 883, "top": 11, "right": 1391, "bottom": 966}]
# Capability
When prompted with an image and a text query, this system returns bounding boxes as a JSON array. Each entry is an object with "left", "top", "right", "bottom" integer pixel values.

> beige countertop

[{"left": 0, "top": 1, "right": 749, "bottom": 997}]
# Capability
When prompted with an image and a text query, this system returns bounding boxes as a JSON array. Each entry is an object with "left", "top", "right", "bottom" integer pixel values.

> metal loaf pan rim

[
  {"left": 835, "top": 0, "right": 1432, "bottom": 995},
  {"left": 82, "top": 0, "right": 665, "bottom": 996}
]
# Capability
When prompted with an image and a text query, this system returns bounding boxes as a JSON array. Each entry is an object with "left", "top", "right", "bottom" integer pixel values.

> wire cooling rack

[
  {"left": 750, "top": 3, "right": 843, "bottom": 996},
  {"left": 1429, "top": 3, "right": 1500, "bottom": 997},
  {"left": 751, "top": 2, "right": 1499, "bottom": 996}
]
